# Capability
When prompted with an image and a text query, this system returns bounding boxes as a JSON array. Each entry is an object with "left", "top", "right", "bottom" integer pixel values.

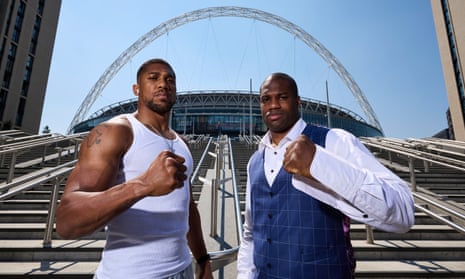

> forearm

[
  {"left": 310, "top": 145, "right": 415, "bottom": 232},
  {"left": 187, "top": 201, "right": 208, "bottom": 259},
  {"left": 56, "top": 180, "right": 145, "bottom": 239}
]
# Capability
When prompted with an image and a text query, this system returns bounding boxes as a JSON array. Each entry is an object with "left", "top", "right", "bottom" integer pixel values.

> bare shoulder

[{"left": 82, "top": 116, "right": 133, "bottom": 156}]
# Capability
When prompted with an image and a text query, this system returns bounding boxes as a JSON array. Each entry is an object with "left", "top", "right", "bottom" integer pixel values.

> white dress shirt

[{"left": 237, "top": 118, "right": 415, "bottom": 279}]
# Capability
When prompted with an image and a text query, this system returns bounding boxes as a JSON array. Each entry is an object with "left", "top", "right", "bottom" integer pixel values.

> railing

[
  {"left": 0, "top": 160, "right": 75, "bottom": 247},
  {"left": 228, "top": 138, "right": 244, "bottom": 243},
  {"left": 360, "top": 137, "right": 465, "bottom": 233},
  {"left": 0, "top": 133, "right": 243, "bottom": 276},
  {"left": 2, "top": 133, "right": 464, "bottom": 276},
  {"left": 203, "top": 135, "right": 242, "bottom": 276},
  {"left": 0, "top": 132, "right": 86, "bottom": 183}
]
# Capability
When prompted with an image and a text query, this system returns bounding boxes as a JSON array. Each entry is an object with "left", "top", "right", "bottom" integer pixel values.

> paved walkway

[{"left": 196, "top": 139, "right": 239, "bottom": 278}]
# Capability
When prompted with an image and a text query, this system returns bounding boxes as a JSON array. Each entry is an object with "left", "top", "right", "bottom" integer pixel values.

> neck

[
  {"left": 134, "top": 112, "right": 173, "bottom": 139},
  {"left": 147, "top": 122, "right": 175, "bottom": 140}
]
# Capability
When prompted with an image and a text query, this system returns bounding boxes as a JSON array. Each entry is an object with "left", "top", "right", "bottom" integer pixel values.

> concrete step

[
  {"left": 1, "top": 238, "right": 465, "bottom": 278},
  {"left": 348, "top": 224, "right": 465, "bottom": 241},
  {"left": 0, "top": 210, "right": 48, "bottom": 223},
  {"left": 2, "top": 239, "right": 465, "bottom": 261},
  {"left": 0, "top": 200, "right": 51, "bottom": 210},
  {"left": 0, "top": 223, "right": 460, "bottom": 241},
  {"left": 0, "top": 224, "right": 105, "bottom": 240},
  {"left": 0, "top": 240, "right": 103, "bottom": 261},
  {"left": 0, "top": 260, "right": 464, "bottom": 278},
  {"left": 355, "top": 260, "right": 465, "bottom": 278},
  {"left": 351, "top": 240, "right": 465, "bottom": 260}
]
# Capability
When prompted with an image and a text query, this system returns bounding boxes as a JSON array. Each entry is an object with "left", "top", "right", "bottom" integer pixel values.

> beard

[
  {"left": 147, "top": 100, "right": 174, "bottom": 114},
  {"left": 142, "top": 93, "right": 176, "bottom": 114}
]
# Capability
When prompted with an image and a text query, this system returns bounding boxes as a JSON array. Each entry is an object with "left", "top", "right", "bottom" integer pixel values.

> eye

[
  {"left": 148, "top": 74, "right": 159, "bottom": 80},
  {"left": 260, "top": 96, "right": 270, "bottom": 103}
]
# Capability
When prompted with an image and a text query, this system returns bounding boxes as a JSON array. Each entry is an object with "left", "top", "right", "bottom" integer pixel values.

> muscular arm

[
  {"left": 56, "top": 119, "right": 187, "bottom": 239},
  {"left": 56, "top": 121, "right": 135, "bottom": 239}
]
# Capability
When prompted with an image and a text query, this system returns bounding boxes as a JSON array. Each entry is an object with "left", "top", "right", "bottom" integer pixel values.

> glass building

[
  {"left": 71, "top": 90, "right": 383, "bottom": 137},
  {"left": 0, "top": 0, "right": 61, "bottom": 133}
]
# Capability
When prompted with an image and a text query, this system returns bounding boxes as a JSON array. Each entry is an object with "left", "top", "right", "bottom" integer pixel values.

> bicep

[{"left": 65, "top": 123, "right": 130, "bottom": 193}]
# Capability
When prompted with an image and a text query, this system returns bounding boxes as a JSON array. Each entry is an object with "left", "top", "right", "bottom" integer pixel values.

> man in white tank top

[{"left": 56, "top": 59, "right": 213, "bottom": 279}]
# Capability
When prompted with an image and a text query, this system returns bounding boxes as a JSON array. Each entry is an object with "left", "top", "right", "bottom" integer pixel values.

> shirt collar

[{"left": 259, "top": 118, "right": 307, "bottom": 150}]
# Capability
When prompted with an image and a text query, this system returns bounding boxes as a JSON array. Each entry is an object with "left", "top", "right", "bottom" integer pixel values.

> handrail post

[
  {"left": 408, "top": 157, "right": 417, "bottom": 192},
  {"left": 210, "top": 139, "right": 222, "bottom": 237},
  {"left": 42, "top": 144, "right": 48, "bottom": 165},
  {"left": 55, "top": 147, "right": 63, "bottom": 166},
  {"left": 210, "top": 177, "right": 218, "bottom": 237},
  {"left": 43, "top": 176, "right": 63, "bottom": 247},
  {"left": 73, "top": 140, "right": 80, "bottom": 159},
  {"left": 7, "top": 151, "right": 17, "bottom": 183},
  {"left": 423, "top": 160, "right": 430, "bottom": 173},
  {"left": 365, "top": 224, "right": 374, "bottom": 244}
]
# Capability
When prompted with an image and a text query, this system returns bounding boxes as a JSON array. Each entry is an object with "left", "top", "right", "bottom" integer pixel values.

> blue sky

[{"left": 41, "top": 0, "right": 448, "bottom": 139}]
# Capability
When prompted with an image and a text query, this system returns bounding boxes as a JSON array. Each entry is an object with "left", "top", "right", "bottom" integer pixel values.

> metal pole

[
  {"left": 249, "top": 79, "right": 253, "bottom": 139},
  {"left": 326, "top": 80, "right": 331, "bottom": 128},
  {"left": 210, "top": 140, "right": 221, "bottom": 237},
  {"left": 183, "top": 105, "right": 187, "bottom": 135},
  {"left": 43, "top": 176, "right": 63, "bottom": 247},
  {"left": 409, "top": 157, "right": 417, "bottom": 192},
  {"left": 7, "top": 152, "right": 17, "bottom": 183},
  {"left": 365, "top": 224, "right": 374, "bottom": 244}
]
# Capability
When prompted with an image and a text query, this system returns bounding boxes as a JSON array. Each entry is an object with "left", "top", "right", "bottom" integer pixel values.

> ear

[{"left": 132, "top": 84, "right": 139, "bottom": 96}]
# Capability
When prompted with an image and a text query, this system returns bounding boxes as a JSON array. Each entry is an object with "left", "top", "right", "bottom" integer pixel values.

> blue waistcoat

[{"left": 250, "top": 124, "right": 352, "bottom": 279}]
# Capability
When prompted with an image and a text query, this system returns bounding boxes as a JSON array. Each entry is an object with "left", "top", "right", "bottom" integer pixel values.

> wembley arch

[{"left": 67, "top": 6, "right": 383, "bottom": 134}]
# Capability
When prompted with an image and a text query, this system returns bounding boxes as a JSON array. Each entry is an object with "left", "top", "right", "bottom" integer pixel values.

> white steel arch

[{"left": 67, "top": 6, "right": 383, "bottom": 134}]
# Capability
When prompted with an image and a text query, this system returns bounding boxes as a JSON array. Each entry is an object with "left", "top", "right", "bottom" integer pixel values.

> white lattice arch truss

[{"left": 67, "top": 6, "right": 383, "bottom": 134}]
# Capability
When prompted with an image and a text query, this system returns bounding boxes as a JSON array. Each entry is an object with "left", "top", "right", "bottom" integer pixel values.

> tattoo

[{"left": 86, "top": 124, "right": 108, "bottom": 148}]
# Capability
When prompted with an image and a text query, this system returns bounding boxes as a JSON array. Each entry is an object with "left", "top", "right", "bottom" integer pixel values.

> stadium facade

[{"left": 71, "top": 90, "right": 383, "bottom": 137}]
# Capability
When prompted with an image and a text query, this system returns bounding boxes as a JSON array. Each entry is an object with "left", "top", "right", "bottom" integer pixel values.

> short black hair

[
  {"left": 136, "top": 58, "right": 175, "bottom": 82},
  {"left": 260, "top": 72, "right": 298, "bottom": 97}
]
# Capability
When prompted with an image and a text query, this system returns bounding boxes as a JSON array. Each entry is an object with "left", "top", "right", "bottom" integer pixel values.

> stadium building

[{"left": 71, "top": 90, "right": 383, "bottom": 137}]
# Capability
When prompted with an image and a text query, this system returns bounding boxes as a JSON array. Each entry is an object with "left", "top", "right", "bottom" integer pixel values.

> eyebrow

[{"left": 146, "top": 71, "right": 174, "bottom": 77}]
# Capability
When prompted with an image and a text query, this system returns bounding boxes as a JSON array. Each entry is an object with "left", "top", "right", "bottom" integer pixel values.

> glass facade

[{"left": 72, "top": 91, "right": 383, "bottom": 137}]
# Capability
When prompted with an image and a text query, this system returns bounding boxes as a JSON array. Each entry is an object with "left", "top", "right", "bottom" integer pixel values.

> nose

[
  {"left": 269, "top": 96, "right": 281, "bottom": 109},
  {"left": 158, "top": 78, "right": 168, "bottom": 89}
]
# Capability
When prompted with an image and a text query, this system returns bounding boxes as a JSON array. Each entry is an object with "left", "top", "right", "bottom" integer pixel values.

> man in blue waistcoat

[{"left": 237, "top": 72, "right": 415, "bottom": 279}]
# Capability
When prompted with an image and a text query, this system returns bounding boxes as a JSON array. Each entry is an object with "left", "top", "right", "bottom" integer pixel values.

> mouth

[
  {"left": 265, "top": 111, "right": 281, "bottom": 121},
  {"left": 154, "top": 91, "right": 170, "bottom": 99}
]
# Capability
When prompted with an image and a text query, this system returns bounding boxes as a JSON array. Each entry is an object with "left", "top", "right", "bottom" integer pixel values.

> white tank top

[{"left": 95, "top": 113, "right": 193, "bottom": 279}]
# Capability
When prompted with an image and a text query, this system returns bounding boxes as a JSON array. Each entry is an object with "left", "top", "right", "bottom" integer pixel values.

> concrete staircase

[
  {"left": 0, "top": 132, "right": 215, "bottom": 278},
  {"left": 0, "top": 133, "right": 465, "bottom": 278}
]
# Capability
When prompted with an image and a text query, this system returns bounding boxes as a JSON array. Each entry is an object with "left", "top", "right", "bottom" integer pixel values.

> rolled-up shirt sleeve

[{"left": 292, "top": 128, "right": 415, "bottom": 233}]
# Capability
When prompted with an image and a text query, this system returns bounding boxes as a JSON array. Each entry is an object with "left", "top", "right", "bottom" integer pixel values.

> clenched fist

[
  {"left": 283, "top": 135, "right": 316, "bottom": 179},
  {"left": 138, "top": 150, "right": 187, "bottom": 196}
]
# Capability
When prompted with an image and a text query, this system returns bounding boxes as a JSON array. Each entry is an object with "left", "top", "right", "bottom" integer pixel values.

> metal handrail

[
  {"left": 190, "top": 137, "right": 213, "bottom": 183},
  {"left": 0, "top": 132, "right": 86, "bottom": 152},
  {"left": 361, "top": 137, "right": 465, "bottom": 234},
  {"left": 0, "top": 133, "right": 85, "bottom": 183},
  {"left": 361, "top": 139, "right": 465, "bottom": 172},
  {"left": 0, "top": 160, "right": 76, "bottom": 199},
  {"left": 413, "top": 191, "right": 465, "bottom": 233},
  {"left": 228, "top": 137, "right": 244, "bottom": 243}
]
